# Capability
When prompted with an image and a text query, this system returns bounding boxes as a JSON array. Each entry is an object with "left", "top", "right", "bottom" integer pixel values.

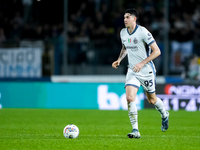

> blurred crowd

[
  {"left": 0, "top": 0, "right": 200, "bottom": 42},
  {"left": 0, "top": 0, "right": 200, "bottom": 77}
]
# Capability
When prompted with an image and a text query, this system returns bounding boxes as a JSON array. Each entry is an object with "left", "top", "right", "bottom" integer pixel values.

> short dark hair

[{"left": 125, "top": 9, "right": 139, "bottom": 19}]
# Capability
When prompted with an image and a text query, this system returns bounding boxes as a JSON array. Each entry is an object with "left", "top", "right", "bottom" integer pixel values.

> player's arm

[
  {"left": 112, "top": 44, "right": 127, "bottom": 69},
  {"left": 133, "top": 42, "right": 161, "bottom": 72},
  {"left": 118, "top": 44, "right": 127, "bottom": 62},
  {"left": 141, "top": 42, "right": 161, "bottom": 65}
]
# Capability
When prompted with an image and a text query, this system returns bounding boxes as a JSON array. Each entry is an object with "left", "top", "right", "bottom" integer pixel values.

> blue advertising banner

[{"left": 0, "top": 82, "right": 144, "bottom": 110}]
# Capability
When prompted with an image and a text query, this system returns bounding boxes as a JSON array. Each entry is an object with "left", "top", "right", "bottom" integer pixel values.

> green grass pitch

[{"left": 0, "top": 109, "right": 200, "bottom": 150}]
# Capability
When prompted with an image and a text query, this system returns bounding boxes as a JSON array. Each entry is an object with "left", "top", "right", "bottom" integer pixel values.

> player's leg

[
  {"left": 126, "top": 85, "right": 141, "bottom": 138},
  {"left": 125, "top": 69, "right": 141, "bottom": 138},
  {"left": 139, "top": 73, "right": 169, "bottom": 132},
  {"left": 145, "top": 92, "right": 167, "bottom": 117},
  {"left": 145, "top": 92, "right": 169, "bottom": 131},
  {"left": 126, "top": 86, "right": 139, "bottom": 129},
  {"left": 140, "top": 74, "right": 167, "bottom": 118}
]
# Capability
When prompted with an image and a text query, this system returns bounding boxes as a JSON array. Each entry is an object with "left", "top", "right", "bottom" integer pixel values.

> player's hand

[
  {"left": 132, "top": 62, "right": 145, "bottom": 73},
  {"left": 112, "top": 60, "right": 120, "bottom": 69}
]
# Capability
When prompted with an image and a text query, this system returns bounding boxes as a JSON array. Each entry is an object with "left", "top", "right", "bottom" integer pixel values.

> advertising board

[
  {"left": 0, "top": 82, "right": 144, "bottom": 110},
  {"left": 145, "top": 84, "right": 200, "bottom": 111},
  {"left": 0, "top": 48, "right": 42, "bottom": 77}
]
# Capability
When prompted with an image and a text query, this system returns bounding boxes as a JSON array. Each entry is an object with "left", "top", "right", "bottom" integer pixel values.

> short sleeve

[
  {"left": 120, "top": 28, "right": 126, "bottom": 45},
  {"left": 142, "top": 27, "right": 155, "bottom": 46}
]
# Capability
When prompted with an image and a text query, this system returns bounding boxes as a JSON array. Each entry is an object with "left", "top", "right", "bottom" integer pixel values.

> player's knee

[
  {"left": 126, "top": 95, "right": 135, "bottom": 102},
  {"left": 147, "top": 98, "right": 156, "bottom": 105}
]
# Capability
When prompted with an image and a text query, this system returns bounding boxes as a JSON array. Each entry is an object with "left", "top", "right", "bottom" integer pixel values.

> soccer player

[{"left": 112, "top": 8, "right": 169, "bottom": 138}]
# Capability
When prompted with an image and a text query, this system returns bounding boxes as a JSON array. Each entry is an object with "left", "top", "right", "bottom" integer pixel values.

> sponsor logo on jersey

[{"left": 126, "top": 46, "right": 138, "bottom": 51}]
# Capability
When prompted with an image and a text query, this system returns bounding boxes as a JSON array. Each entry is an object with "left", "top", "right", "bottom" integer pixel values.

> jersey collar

[{"left": 127, "top": 24, "right": 138, "bottom": 35}]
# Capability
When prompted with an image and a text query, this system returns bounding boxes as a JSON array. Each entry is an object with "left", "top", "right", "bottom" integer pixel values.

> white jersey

[{"left": 120, "top": 24, "right": 156, "bottom": 76}]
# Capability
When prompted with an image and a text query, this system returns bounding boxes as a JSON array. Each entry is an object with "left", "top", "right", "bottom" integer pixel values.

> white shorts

[{"left": 125, "top": 68, "right": 156, "bottom": 93}]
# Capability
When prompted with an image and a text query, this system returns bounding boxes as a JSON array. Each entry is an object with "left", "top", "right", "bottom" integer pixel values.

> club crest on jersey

[
  {"left": 133, "top": 37, "right": 138, "bottom": 44},
  {"left": 128, "top": 38, "right": 138, "bottom": 44}
]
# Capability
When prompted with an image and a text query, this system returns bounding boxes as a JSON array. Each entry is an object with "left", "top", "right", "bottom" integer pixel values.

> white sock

[
  {"left": 128, "top": 101, "right": 138, "bottom": 130},
  {"left": 154, "top": 97, "right": 167, "bottom": 118}
]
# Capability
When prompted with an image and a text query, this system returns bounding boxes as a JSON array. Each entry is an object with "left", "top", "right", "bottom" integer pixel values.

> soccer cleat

[
  {"left": 161, "top": 111, "right": 169, "bottom": 132},
  {"left": 127, "top": 129, "right": 141, "bottom": 139}
]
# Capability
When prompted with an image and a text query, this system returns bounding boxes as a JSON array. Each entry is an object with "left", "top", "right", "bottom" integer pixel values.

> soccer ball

[{"left": 63, "top": 124, "right": 79, "bottom": 139}]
